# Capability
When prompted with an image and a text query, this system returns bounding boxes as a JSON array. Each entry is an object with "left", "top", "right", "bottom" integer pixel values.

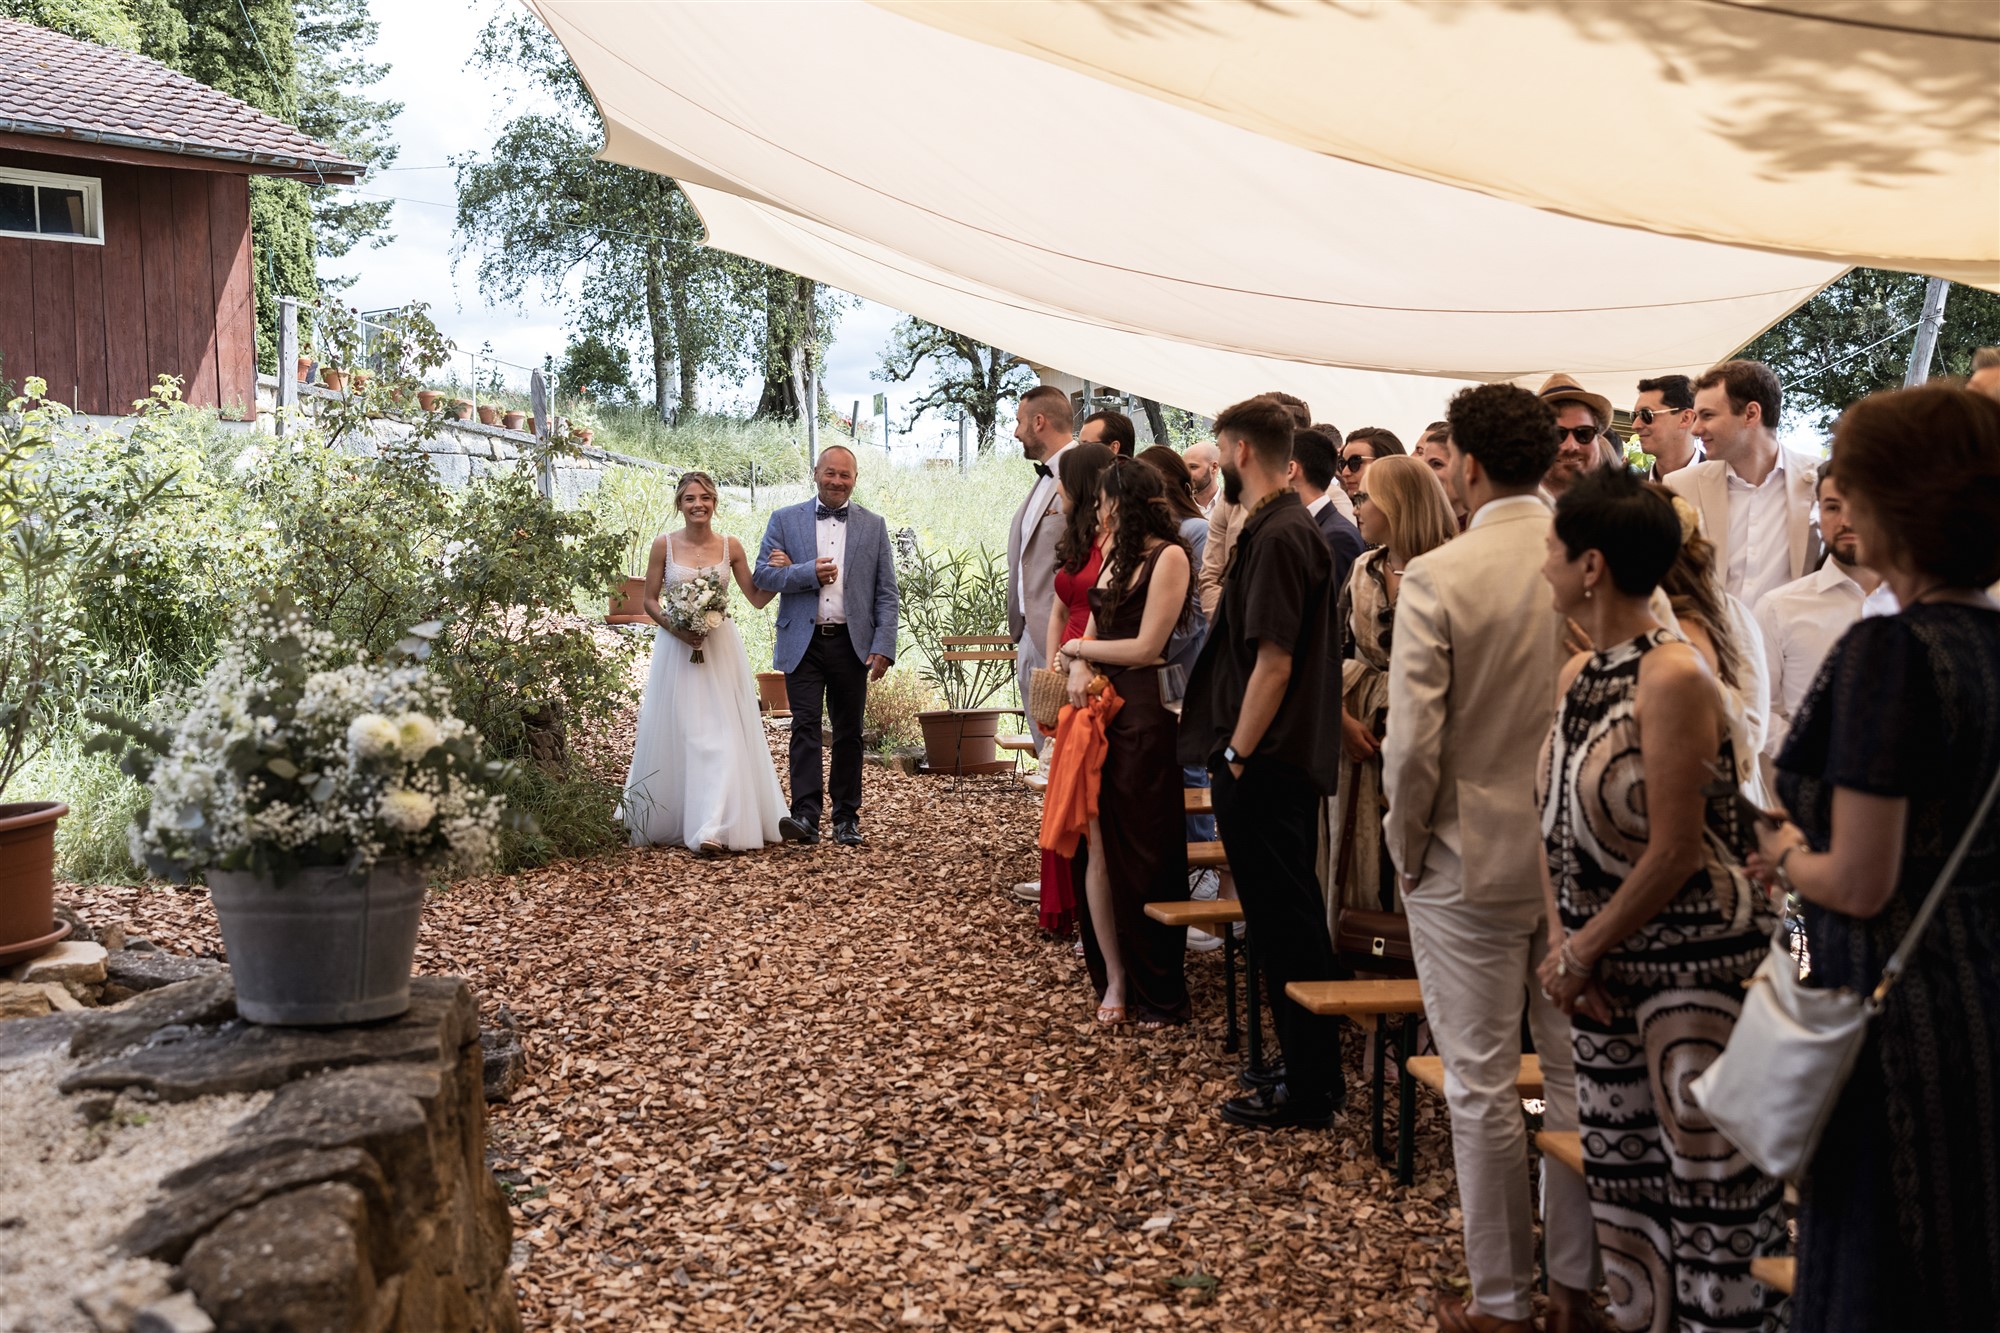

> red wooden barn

[{"left": 0, "top": 18, "right": 362, "bottom": 416}]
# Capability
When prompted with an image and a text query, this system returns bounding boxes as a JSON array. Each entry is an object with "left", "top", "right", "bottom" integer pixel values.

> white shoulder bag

[{"left": 1691, "top": 759, "right": 2000, "bottom": 1183}]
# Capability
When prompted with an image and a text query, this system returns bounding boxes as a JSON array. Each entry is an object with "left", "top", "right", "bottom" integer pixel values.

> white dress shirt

[
  {"left": 1725, "top": 459, "right": 1795, "bottom": 606},
  {"left": 1751, "top": 559, "right": 1889, "bottom": 756},
  {"left": 1013, "top": 441, "right": 1073, "bottom": 618},
  {"left": 1306, "top": 493, "right": 1330, "bottom": 520},
  {"left": 815, "top": 505, "right": 848, "bottom": 625}
]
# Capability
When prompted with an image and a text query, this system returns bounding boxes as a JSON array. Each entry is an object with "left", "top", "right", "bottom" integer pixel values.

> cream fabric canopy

[{"left": 525, "top": 0, "right": 1892, "bottom": 427}]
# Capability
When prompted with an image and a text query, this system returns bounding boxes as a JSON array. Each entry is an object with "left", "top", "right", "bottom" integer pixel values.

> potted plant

[
  {"left": 296, "top": 355, "right": 314, "bottom": 383},
  {"left": 349, "top": 368, "right": 372, "bottom": 392},
  {"left": 98, "top": 612, "right": 513, "bottom": 1025},
  {"left": 501, "top": 410, "right": 527, "bottom": 432},
  {"left": 0, "top": 381, "right": 171, "bottom": 962},
  {"left": 450, "top": 398, "right": 474, "bottom": 421},
  {"left": 416, "top": 389, "right": 443, "bottom": 412},
  {"left": 476, "top": 404, "right": 500, "bottom": 427},
  {"left": 321, "top": 366, "right": 347, "bottom": 392},
  {"left": 898, "top": 546, "right": 1016, "bottom": 774}
]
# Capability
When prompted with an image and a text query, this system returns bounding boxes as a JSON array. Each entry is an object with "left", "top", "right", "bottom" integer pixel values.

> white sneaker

[
  {"left": 1010, "top": 880, "right": 1042, "bottom": 904},
  {"left": 1186, "top": 928, "right": 1223, "bottom": 954},
  {"left": 1189, "top": 867, "right": 1220, "bottom": 901}
]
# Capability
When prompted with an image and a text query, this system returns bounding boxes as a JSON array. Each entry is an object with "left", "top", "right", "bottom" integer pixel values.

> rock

[
  {"left": 181, "top": 1183, "right": 377, "bottom": 1333},
  {"left": 100, "top": 920, "right": 131, "bottom": 953},
  {"left": 127, "top": 937, "right": 160, "bottom": 953},
  {"left": 39, "top": 981, "right": 84, "bottom": 1012},
  {"left": 74, "top": 1092, "right": 117, "bottom": 1125},
  {"left": 6, "top": 939, "right": 108, "bottom": 985},
  {"left": 0, "top": 1007, "right": 86, "bottom": 1068},
  {"left": 0, "top": 980, "right": 54, "bottom": 1020},
  {"left": 105, "top": 950, "right": 227, "bottom": 996},
  {"left": 479, "top": 1009, "right": 525, "bottom": 1103},
  {"left": 68, "top": 973, "right": 237, "bottom": 1062},
  {"left": 73, "top": 1268, "right": 175, "bottom": 1331},
  {"left": 53, "top": 902, "right": 101, "bottom": 944},
  {"left": 64, "top": 978, "right": 475, "bottom": 1101},
  {"left": 122, "top": 1146, "right": 390, "bottom": 1264},
  {"left": 131, "top": 1291, "right": 216, "bottom": 1333}
]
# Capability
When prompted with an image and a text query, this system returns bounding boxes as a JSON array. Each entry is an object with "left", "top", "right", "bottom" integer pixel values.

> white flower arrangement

[
  {"left": 103, "top": 609, "right": 513, "bottom": 883},
  {"left": 661, "top": 571, "right": 730, "bottom": 663}
]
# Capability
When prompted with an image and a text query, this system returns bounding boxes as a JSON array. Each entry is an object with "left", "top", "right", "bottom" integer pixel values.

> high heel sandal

[{"left": 1095, "top": 1004, "right": 1127, "bottom": 1026}]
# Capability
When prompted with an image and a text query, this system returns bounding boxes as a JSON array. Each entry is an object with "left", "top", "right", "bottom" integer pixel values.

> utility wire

[{"left": 1780, "top": 321, "right": 1922, "bottom": 391}]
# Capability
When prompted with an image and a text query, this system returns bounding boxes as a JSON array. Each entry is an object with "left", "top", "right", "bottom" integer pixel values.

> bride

[{"left": 620, "top": 470, "right": 791, "bottom": 853}]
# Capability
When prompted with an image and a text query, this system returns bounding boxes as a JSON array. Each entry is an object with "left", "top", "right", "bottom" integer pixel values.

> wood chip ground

[{"left": 63, "top": 729, "right": 1553, "bottom": 1331}]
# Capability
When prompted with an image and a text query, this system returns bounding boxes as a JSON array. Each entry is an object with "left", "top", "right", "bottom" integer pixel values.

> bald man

[{"left": 1185, "top": 441, "right": 1222, "bottom": 516}]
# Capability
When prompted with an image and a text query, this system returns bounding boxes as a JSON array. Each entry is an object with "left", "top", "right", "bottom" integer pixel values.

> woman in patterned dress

[
  {"left": 1535, "top": 468, "right": 1786, "bottom": 1333},
  {"left": 1750, "top": 386, "right": 2000, "bottom": 1332}
]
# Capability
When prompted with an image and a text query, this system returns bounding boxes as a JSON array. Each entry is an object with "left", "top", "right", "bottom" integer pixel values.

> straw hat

[{"left": 1535, "top": 373, "right": 1613, "bottom": 430}]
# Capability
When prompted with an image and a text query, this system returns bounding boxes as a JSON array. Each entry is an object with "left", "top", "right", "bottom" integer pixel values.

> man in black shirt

[{"left": 1180, "top": 394, "right": 1347, "bottom": 1129}]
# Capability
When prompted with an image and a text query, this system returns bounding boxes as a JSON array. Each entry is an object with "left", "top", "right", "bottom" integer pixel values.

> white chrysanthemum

[
  {"left": 378, "top": 787, "right": 437, "bottom": 833},
  {"left": 395, "top": 712, "right": 441, "bottom": 759},
  {"left": 347, "top": 713, "right": 401, "bottom": 760}
]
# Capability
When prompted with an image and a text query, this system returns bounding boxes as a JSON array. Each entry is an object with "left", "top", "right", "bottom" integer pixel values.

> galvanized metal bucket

[{"left": 207, "top": 861, "right": 426, "bottom": 1026}]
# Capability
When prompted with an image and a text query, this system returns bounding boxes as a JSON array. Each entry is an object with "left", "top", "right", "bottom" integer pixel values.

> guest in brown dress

[{"left": 1058, "top": 458, "right": 1194, "bottom": 1027}]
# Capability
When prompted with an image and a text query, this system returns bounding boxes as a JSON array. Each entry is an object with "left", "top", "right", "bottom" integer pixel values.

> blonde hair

[
  {"left": 674, "top": 470, "right": 718, "bottom": 510},
  {"left": 1365, "top": 454, "right": 1458, "bottom": 560}
]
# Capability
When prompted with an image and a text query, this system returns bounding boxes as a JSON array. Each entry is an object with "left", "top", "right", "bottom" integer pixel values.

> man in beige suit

[
  {"left": 1670, "top": 359, "right": 1824, "bottom": 607},
  {"left": 1006, "top": 384, "right": 1075, "bottom": 746},
  {"left": 1382, "top": 385, "right": 1597, "bottom": 1333}
]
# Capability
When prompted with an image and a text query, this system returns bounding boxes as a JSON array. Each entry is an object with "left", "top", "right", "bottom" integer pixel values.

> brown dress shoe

[{"left": 1435, "top": 1295, "right": 1535, "bottom": 1333}]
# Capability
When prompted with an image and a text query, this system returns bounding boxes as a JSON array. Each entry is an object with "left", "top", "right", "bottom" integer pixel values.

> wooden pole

[
  {"left": 531, "top": 369, "right": 552, "bottom": 501},
  {"left": 276, "top": 296, "right": 299, "bottom": 434},
  {"left": 1903, "top": 277, "right": 1951, "bottom": 387}
]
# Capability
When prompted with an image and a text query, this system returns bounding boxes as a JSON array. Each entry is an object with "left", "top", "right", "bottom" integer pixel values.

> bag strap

[{"left": 1873, "top": 755, "right": 2000, "bottom": 1006}]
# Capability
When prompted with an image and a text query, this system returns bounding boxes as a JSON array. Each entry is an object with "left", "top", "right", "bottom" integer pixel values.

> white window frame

[{"left": 0, "top": 165, "right": 105, "bottom": 246}]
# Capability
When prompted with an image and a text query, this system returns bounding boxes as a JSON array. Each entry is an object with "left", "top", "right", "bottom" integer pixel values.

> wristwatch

[
  {"left": 1222, "top": 744, "right": 1245, "bottom": 766},
  {"left": 1773, "top": 844, "right": 1801, "bottom": 895}
]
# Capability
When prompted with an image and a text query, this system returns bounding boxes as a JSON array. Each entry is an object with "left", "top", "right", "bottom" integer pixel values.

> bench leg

[
  {"left": 1243, "top": 931, "right": 1270, "bottom": 1083},
  {"left": 1221, "top": 929, "right": 1241, "bottom": 1055},
  {"left": 1370, "top": 1020, "right": 1387, "bottom": 1162},
  {"left": 1395, "top": 1013, "right": 1418, "bottom": 1186}
]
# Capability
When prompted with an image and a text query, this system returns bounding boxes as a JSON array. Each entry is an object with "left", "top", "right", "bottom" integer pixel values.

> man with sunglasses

[
  {"left": 1632, "top": 374, "right": 1703, "bottom": 479},
  {"left": 1533, "top": 374, "right": 1615, "bottom": 501}
]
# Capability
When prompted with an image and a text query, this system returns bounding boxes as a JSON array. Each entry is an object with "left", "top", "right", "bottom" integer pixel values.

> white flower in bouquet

[
  {"left": 378, "top": 787, "right": 438, "bottom": 833},
  {"left": 347, "top": 713, "right": 401, "bottom": 761},
  {"left": 662, "top": 571, "right": 730, "bottom": 663},
  {"left": 395, "top": 712, "right": 441, "bottom": 759}
]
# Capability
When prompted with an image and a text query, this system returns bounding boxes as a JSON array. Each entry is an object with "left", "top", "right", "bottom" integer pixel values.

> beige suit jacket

[
  {"left": 1663, "top": 447, "right": 1825, "bottom": 593},
  {"left": 1197, "top": 497, "right": 1244, "bottom": 620},
  {"left": 1381, "top": 498, "right": 1569, "bottom": 904},
  {"left": 1005, "top": 466, "right": 1066, "bottom": 662}
]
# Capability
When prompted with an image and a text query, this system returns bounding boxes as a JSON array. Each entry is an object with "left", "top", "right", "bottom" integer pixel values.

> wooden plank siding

[{"left": 0, "top": 146, "right": 255, "bottom": 414}]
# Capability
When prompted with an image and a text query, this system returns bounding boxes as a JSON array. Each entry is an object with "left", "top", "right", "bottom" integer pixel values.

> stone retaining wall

[{"left": 0, "top": 971, "right": 521, "bottom": 1333}]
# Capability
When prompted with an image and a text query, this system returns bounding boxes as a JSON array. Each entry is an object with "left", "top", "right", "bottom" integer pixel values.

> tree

[
  {"left": 294, "top": 0, "right": 401, "bottom": 269},
  {"left": 558, "top": 334, "right": 633, "bottom": 404},
  {"left": 1741, "top": 269, "right": 2000, "bottom": 434},
  {"left": 755, "top": 270, "right": 850, "bottom": 422},
  {"left": 876, "top": 318, "right": 1035, "bottom": 454}
]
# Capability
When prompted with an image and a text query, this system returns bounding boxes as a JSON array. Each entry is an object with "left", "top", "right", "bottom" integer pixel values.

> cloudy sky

[{"left": 321, "top": 0, "right": 948, "bottom": 454}]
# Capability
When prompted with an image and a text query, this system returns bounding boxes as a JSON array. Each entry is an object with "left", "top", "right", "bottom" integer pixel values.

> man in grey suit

[
  {"left": 1382, "top": 385, "right": 1598, "bottom": 1333},
  {"left": 1005, "top": 384, "right": 1076, "bottom": 747},
  {"left": 753, "top": 446, "right": 898, "bottom": 846}
]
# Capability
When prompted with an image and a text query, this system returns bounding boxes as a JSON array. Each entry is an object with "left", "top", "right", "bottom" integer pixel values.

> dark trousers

[
  {"left": 1211, "top": 756, "right": 1346, "bottom": 1102},
  {"left": 786, "top": 628, "right": 867, "bottom": 827}
]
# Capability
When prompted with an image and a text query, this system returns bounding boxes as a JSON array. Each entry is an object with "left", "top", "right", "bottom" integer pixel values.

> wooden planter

[
  {"left": 606, "top": 575, "right": 650, "bottom": 625},
  {"left": 755, "top": 671, "right": 790, "bottom": 715},
  {"left": 916, "top": 709, "right": 1011, "bottom": 775}
]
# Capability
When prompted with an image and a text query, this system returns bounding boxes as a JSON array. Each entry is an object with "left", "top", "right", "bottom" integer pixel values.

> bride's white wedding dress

[{"left": 619, "top": 536, "right": 786, "bottom": 850}]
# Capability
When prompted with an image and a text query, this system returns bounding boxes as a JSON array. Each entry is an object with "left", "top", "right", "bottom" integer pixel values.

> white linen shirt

[
  {"left": 1751, "top": 559, "right": 1888, "bottom": 757},
  {"left": 1725, "top": 459, "right": 1794, "bottom": 606},
  {"left": 815, "top": 505, "right": 848, "bottom": 625}
]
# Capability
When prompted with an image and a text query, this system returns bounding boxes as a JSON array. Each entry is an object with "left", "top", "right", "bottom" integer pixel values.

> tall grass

[{"left": 14, "top": 733, "right": 147, "bottom": 884}]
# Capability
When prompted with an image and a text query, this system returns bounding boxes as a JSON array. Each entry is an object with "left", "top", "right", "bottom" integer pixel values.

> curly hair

[
  {"left": 1052, "top": 442, "right": 1117, "bottom": 574},
  {"left": 1830, "top": 385, "right": 2000, "bottom": 587},
  {"left": 1445, "top": 383, "right": 1558, "bottom": 488},
  {"left": 1135, "top": 445, "right": 1202, "bottom": 523},
  {"left": 1097, "top": 457, "right": 1191, "bottom": 629},
  {"left": 1641, "top": 480, "right": 1744, "bottom": 690}
]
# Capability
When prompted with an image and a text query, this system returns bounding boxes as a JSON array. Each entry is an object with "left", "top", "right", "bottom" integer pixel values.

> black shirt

[{"left": 1178, "top": 490, "right": 1343, "bottom": 793}]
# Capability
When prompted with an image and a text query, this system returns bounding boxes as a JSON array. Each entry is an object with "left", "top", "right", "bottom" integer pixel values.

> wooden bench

[
  {"left": 1184, "top": 787, "right": 1213, "bottom": 815},
  {"left": 1536, "top": 1129, "right": 1584, "bottom": 1176},
  {"left": 1749, "top": 1257, "right": 1794, "bottom": 1296},
  {"left": 1188, "top": 841, "right": 1227, "bottom": 870},
  {"left": 998, "top": 734, "right": 1036, "bottom": 754},
  {"left": 1021, "top": 772, "right": 1048, "bottom": 792},
  {"left": 1147, "top": 898, "right": 1248, "bottom": 1055},
  {"left": 1406, "top": 1054, "right": 1544, "bottom": 1100},
  {"left": 938, "top": 635, "right": 1016, "bottom": 663},
  {"left": 1288, "top": 979, "right": 1426, "bottom": 1182}
]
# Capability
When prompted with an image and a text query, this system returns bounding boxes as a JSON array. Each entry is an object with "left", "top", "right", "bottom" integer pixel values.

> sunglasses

[
  {"left": 1338, "top": 454, "right": 1370, "bottom": 473},
  {"left": 1633, "top": 407, "right": 1684, "bottom": 426},
  {"left": 1557, "top": 425, "right": 1600, "bottom": 444}
]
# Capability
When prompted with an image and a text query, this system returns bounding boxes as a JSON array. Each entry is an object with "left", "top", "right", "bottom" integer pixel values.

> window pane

[
  {"left": 38, "top": 187, "right": 87, "bottom": 236},
  {"left": 0, "top": 182, "right": 32, "bottom": 233}
]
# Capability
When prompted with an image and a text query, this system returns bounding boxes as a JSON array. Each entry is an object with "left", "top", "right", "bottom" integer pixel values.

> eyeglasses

[
  {"left": 1557, "top": 425, "right": 1600, "bottom": 444},
  {"left": 1338, "top": 454, "right": 1370, "bottom": 473},
  {"left": 1633, "top": 407, "right": 1685, "bottom": 426}
]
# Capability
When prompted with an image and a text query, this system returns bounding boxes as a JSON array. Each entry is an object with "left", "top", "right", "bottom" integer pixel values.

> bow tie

[
  {"left": 1033, "top": 463, "right": 1052, "bottom": 479},
  {"left": 816, "top": 503, "right": 849, "bottom": 522}
]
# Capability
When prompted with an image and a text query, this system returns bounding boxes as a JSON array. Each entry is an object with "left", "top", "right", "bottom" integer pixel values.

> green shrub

[
  {"left": 896, "top": 545, "right": 1012, "bottom": 710},
  {"left": 591, "top": 408, "right": 809, "bottom": 485},
  {"left": 864, "top": 668, "right": 936, "bottom": 750}
]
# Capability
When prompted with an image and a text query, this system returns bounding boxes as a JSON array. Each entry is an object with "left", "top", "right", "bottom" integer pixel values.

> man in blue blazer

[{"left": 753, "top": 445, "right": 899, "bottom": 845}]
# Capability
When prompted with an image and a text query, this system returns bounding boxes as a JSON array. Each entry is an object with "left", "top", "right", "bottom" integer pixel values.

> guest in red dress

[{"left": 1037, "top": 442, "right": 1117, "bottom": 936}]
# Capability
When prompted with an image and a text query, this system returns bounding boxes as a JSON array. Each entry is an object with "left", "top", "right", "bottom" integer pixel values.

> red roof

[{"left": 0, "top": 18, "right": 365, "bottom": 179}]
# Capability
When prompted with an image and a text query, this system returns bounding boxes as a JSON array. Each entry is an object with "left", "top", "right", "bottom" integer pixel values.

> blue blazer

[{"left": 753, "top": 499, "right": 900, "bottom": 674}]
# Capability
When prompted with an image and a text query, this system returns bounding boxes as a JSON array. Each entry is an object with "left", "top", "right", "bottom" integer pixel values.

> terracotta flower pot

[
  {"left": 296, "top": 355, "right": 313, "bottom": 383},
  {"left": 450, "top": 399, "right": 473, "bottom": 421},
  {"left": 476, "top": 404, "right": 500, "bottom": 426},
  {"left": 349, "top": 369, "right": 372, "bottom": 391},
  {"left": 574, "top": 428, "right": 594, "bottom": 446},
  {"left": 320, "top": 366, "right": 347, "bottom": 392},
  {"left": 916, "top": 709, "right": 1007, "bottom": 775},
  {"left": 755, "top": 671, "right": 790, "bottom": 715},
  {"left": 524, "top": 415, "right": 536, "bottom": 434},
  {"left": 501, "top": 410, "right": 527, "bottom": 431},
  {"left": 606, "top": 575, "right": 649, "bottom": 625},
  {"left": 417, "top": 390, "right": 442, "bottom": 411},
  {"left": 0, "top": 801, "right": 67, "bottom": 963}
]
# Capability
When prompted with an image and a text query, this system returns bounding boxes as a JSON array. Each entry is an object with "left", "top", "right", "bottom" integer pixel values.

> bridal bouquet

[
  {"left": 98, "top": 608, "right": 513, "bottom": 882},
  {"left": 663, "top": 572, "right": 729, "bottom": 663}
]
